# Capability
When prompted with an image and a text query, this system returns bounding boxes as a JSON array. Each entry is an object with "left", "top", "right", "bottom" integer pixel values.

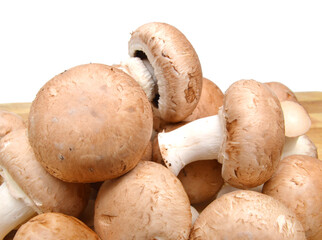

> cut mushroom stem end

[{"left": 158, "top": 114, "right": 224, "bottom": 176}]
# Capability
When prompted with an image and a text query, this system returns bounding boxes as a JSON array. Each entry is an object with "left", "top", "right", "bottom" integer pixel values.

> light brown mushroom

[
  {"left": 116, "top": 22, "right": 203, "bottom": 126},
  {"left": 216, "top": 134, "right": 318, "bottom": 198},
  {"left": 94, "top": 161, "right": 192, "bottom": 240},
  {"left": 183, "top": 77, "right": 224, "bottom": 122},
  {"left": 157, "top": 79, "right": 285, "bottom": 189},
  {"left": 281, "top": 100, "right": 311, "bottom": 137},
  {"left": 178, "top": 160, "right": 223, "bottom": 205},
  {"left": 264, "top": 81, "right": 298, "bottom": 102},
  {"left": 265, "top": 81, "right": 311, "bottom": 137},
  {"left": 0, "top": 129, "right": 89, "bottom": 240},
  {"left": 13, "top": 212, "right": 99, "bottom": 240},
  {"left": 28, "top": 63, "right": 153, "bottom": 183},
  {"left": 262, "top": 155, "right": 322, "bottom": 240},
  {"left": 0, "top": 110, "right": 26, "bottom": 139},
  {"left": 190, "top": 190, "right": 306, "bottom": 239}
]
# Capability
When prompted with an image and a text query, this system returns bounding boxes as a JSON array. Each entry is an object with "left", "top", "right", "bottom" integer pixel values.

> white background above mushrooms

[{"left": 0, "top": 0, "right": 321, "bottom": 103}]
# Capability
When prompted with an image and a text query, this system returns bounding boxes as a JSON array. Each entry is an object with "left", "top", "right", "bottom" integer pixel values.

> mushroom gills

[{"left": 134, "top": 50, "right": 160, "bottom": 108}]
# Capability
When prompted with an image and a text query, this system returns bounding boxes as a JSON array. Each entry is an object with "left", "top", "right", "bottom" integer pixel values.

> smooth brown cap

[
  {"left": 13, "top": 212, "right": 100, "bottom": 240},
  {"left": 128, "top": 22, "right": 203, "bottom": 123},
  {"left": 262, "top": 155, "right": 322, "bottom": 240},
  {"left": 28, "top": 63, "right": 153, "bottom": 183},
  {"left": 190, "top": 190, "right": 306, "bottom": 240},
  {"left": 219, "top": 79, "right": 285, "bottom": 188},
  {"left": 0, "top": 110, "right": 26, "bottom": 139},
  {"left": 264, "top": 81, "right": 298, "bottom": 102},
  {"left": 0, "top": 129, "right": 89, "bottom": 216},
  {"left": 178, "top": 160, "right": 224, "bottom": 204},
  {"left": 94, "top": 161, "right": 192, "bottom": 240}
]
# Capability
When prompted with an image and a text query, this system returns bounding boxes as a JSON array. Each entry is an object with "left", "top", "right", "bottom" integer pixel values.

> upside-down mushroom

[
  {"left": 28, "top": 63, "right": 153, "bottom": 183},
  {"left": 115, "top": 22, "right": 203, "bottom": 127}
]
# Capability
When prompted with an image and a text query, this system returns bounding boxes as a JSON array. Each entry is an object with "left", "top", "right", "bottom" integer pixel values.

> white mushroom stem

[
  {"left": 118, "top": 57, "right": 157, "bottom": 102},
  {"left": 0, "top": 167, "right": 39, "bottom": 240},
  {"left": 158, "top": 115, "right": 224, "bottom": 176},
  {"left": 282, "top": 135, "right": 318, "bottom": 159},
  {"left": 0, "top": 182, "right": 36, "bottom": 240}
]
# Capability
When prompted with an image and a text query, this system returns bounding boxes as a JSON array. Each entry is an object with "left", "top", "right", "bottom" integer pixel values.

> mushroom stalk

[
  {"left": 158, "top": 115, "right": 224, "bottom": 175},
  {"left": 0, "top": 182, "right": 36, "bottom": 240},
  {"left": 118, "top": 57, "right": 157, "bottom": 103}
]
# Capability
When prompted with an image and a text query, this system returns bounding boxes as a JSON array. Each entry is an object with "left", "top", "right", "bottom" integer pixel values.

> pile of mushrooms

[{"left": 1, "top": 21, "right": 321, "bottom": 240}]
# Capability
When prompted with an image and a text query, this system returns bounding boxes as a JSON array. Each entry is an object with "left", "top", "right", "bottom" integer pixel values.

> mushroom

[
  {"left": 262, "top": 155, "right": 322, "bottom": 240},
  {"left": 94, "top": 161, "right": 192, "bottom": 240},
  {"left": 157, "top": 79, "right": 285, "bottom": 189},
  {"left": 0, "top": 110, "right": 26, "bottom": 139},
  {"left": 13, "top": 212, "right": 100, "bottom": 240},
  {"left": 0, "top": 129, "right": 89, "bottom": 240},
  {"left": 178, "top": 160, "right": 223, "bottom": 205},
  {"left": 216, "top": 134, "right": 318, "bottom": 198},
  {"left": 281, "top": 100, "right": 311, "bottom": 137},
  {"left": 115, "top": 22, "right": 203, "bottom": 128},
  {"left": 183, "top": 77, "right": 224, "bottom": 122},
  {"left": 28, "top": 63, "right": 153, "bottom": 183},
  {"left": 264, "top": 81, "right": 298, "bottom": 102},
  {"left": 190, "top": 190, "right": 306, "bottom": 239},
  {"left": 265, "top": 81, "right": 311, "bottom": 137}
]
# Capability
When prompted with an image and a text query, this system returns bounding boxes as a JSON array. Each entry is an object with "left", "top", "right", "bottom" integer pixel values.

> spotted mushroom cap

[
  {"left": 0, "top": 129, "right": 89, "bottom": 216},
  {"left": 13, "top": 212, "right": 100, "bottom": 240},
  {"left": 190, "top": 190, "right": 306, "bottom": 240},
  {"left": 128, "top": 22, "right": 203, "bottom": 123},
  {"left": 219, "top": 79, "right": 285, "bottom": 189},
  {"left": 262, "top": 155, "right": 322, "bottom": 240},
  {"left": 94, "top": 161, "right": 192, "bottom": 240},
  {"left": 28, "top": 63, "right": 153, "bottom": 183}
]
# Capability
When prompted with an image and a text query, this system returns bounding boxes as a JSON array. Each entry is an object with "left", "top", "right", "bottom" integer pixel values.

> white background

[{"left": 0, "top": 0, "right": 321, "bottom": 103}]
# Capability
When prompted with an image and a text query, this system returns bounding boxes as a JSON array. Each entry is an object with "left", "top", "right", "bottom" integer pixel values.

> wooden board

[{"left": 1, "top": 92, "right": 322, "bottom": 157}]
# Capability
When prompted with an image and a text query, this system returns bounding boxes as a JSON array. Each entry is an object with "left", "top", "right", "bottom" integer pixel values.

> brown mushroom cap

[
  {"left": 0, "top": 129, "right": 89, "bottom": 216},
  {"left": 184, "top": 77, "right": 224, "bottom": 122},
  {"left": 190, "top": 190, "right": 306, "bottom": 239},
  {"left": 94, "top": 161, "right": 192, "bottom": 240},
  {"left": 219, "top": 79, "right": 285, "bottom": 188},
  {"left": 154, "top": 77, "right": 224, "bottom": 132},
  {"left": 128, "top": 22, "right": 203, "bottom": 123},
  {"left": 281, "top": 100, "right": 311, "bottom": 137},
  {"left": 28, "top": 63, "right": 153, "bottom": 183},
  {"left": 13, "top": 212, "right": 100, "bottom": 240},
  {"left": 264, "top": 81, "right": 298, "bottom": 102},
  {"left": 178, "top": 160, "right": 224, "bottom": 204},
  {"left": 262, "top": 155, "right": 322, "bottom": 240},
  {"left": 0, "top": 110, "right": 26, "bottom": 139}
]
